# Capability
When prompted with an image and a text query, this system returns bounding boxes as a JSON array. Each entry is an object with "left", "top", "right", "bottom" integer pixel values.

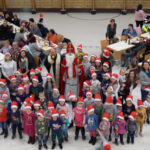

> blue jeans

[
  {"left": 146, "top": 110, "right": 150, "bottom": 121},
  {"left": 62, "top": 130, "right": 68, "bottom": 140},
  {"left": 0, "top": 122, "right": 8, "bottom": 131},
  {"left": 127, "top": 131, "right": 135, "bottom": 143},
  {"left": 141, "top": 89, "right": 148, "bottom": 102},
  {"left": 38, "top": 134, "right": 47, "bottom": 145}
]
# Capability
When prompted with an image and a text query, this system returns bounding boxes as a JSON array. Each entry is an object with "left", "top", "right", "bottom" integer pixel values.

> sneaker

[
  {"left": 139, "top": 132, "right": 143, "bottom": 137},
  {"left": 43, "top": 144, "right": 48, "bottom": 149},
  {"left": 75, "top": 136, "right": 78, "bottom": 140},
  {"left": 38, "top": 144, "right": 42, "bottom": 150},
  {"left": 82, "top": 136, "right": 86, "bottom": 140},
  {"left": 120, "top": 141, "right": 124, "bottom": 145},
  {"left": 12, "top": 135, "right": 16, "bottom": 139},
  {"left": 52, "top": 143, "right": 56, "bottom": 149},
  {"left": 59, "top": 143, "right": 63, "bottom": 149}
]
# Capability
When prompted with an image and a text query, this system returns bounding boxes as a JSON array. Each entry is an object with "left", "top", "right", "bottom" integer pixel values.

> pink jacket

[
  {"left": 135, "top": 10, "right": 146, "bottom": 21},
  {"left": 73, "top": 106, "right": 85, "bottom": 127}
]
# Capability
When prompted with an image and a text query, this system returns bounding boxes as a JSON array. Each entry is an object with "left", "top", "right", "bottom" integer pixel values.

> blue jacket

[
  {"left": 11, "top": 110, "right": 21, "bottom": 125},
  {"left": 123, "top": 29, "right": 138, "bottom": 37},
  {"left": 86, "top": 113, "right": 98, "bottom": 130}
]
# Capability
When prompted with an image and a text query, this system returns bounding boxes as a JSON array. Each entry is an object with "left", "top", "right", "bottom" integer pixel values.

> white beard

[{"left": 66, "top": 53, "right": 75, "bottom": 67}]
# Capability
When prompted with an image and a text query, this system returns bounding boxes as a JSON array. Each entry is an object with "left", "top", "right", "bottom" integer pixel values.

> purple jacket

[
  {"left": 113, "top": 119, "right": 127, "bottom": 134},
  {"left": 99, "top": 121, "right": 110, "bottom": 137}
]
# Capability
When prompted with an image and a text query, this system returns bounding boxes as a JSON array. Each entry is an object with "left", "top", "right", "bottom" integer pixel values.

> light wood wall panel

[
  {"left": 36, "top": 0, "right": 61, "bottom": 8},
  {"left": 6, "top": 0, "right": 31, "bottom": 8}
]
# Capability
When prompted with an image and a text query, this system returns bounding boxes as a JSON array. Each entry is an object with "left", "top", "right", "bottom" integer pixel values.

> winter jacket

[{"left": 35, "top": 119, "right": 48, "bottom": 134}]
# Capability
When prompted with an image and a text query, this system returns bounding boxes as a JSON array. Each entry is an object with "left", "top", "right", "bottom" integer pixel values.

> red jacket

[{"left": 0, "top": 106, "right": 7, "bottom": 122}]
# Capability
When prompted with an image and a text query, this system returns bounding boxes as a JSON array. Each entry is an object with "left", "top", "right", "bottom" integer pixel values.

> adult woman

[
  {"left": 46, "top": 29, "right": 58, "bottom": 44},
  {"left": 140, "top": 61, "right": 150, "bottom": 101},
  {"left": 1, "top": 53, "right": 17, "bottom": 80},
  {"left": 135, "top": 4, "right": 150, "bottom": 28},
  {"left": 106, "top": 19, "right": 117, "bottom": 41}
]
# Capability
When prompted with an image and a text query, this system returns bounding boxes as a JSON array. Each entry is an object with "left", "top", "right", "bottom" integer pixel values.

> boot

[
  {"left": 127, "top": 137, "right": 130, "bottom": 144},
  {"left": 92, "top": 137, "right": 96, "bottom": 145},
  {"left": 4, "top": 130, "right": 8, "bottom": 138},
  {"left": 82, "top": 136, "right": 86, "bottom": 140},
  {"left": 113, "top": 138, "right": 119, "bottom": 145},
  {"left": 51, "top": 143, "right": 56, "bottom": 149},
  {"left": 28, "top": 136, "right": 32, "bottom": 144},
  {"left": 131, "top": 137, "right": 134, "bottom": 144},
  {"left": 31, "top": 136, "right": 35, "bottom": 144},
  {"left": 147, "top": 119, "right": 150, "bottom": 124},
  {"left": 59, "top": 143, "right": 63, "bottom": 149},
  {"left": 89, "top": 136, "right": 93, "bottom": 144},
  {"left": 108, "top": 134, "right": 112, "bottom": 141},
  {"left": 19, "top": 132, "right": 23, "bottom": 139},
  {"left": 38, "top": 144, "right": 42, "bottom": 150},
  {"left": 0, "top": 129, "right": 4, "bottom": 135},
  {"left": 43, "top": 144, "right": 48, "bottom": 149},
  {"left": 74, "top": 136, "right": 78, "bottom": 140},
  {"left": 12, "top": 134, "right": 16, "bottom": 139}
]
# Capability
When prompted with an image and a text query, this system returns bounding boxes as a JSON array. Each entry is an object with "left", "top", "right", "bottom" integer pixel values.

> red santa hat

[
  {"left": 23, "top": 74, "right": 29, "bottom": 81},
  {"left": 24, "top": 97, "right": 31, "bottom": 105},
  {"left": 104, "top": 48, "right": 112, "bottom": 53},
  {"left": 11, "top": 101, "right": 18, "bottom": 109},
  {"left": 29, "top": 96, "right": 35, "bottom": 105},
  {"left": 83, "top": 80, "right": 91, "bottom": 87},
  {"left": 30, "top": 68, "right": 35, "bottom": 75},
  {"left": 94, "top": 94, "right": 102, "bottom": 102},
  {"left": 137, "top": 99, "right": 144, "bottom": 107},
  {"left": 30, "top": 94, "right": 35, "bottom": 102},
  {"left": 0, "top": 98, "right": 4, "bottom": 104},
  {"left": 5, "top": 52, "right": 11, "bottom": 56},
  {"left": 86, "top": 90, "right": 92, "bottom": 96},
  {"left": 83, "top": 53, "right": 88, "bottom": 58},
  {"left": 103, "top": 142, "right": 111, "bottom": 150},
  {"left": 46, "top": 73, "right": 52, "bottom": 79},
  {"left": 117, "top": 112, "right": 124, "bottom": 120},
  {"left": 38, "top": 110, "right": 45, "bottom": 117},
  {"left": 16, "top": 69, "right": 22, "bottom": 75},
  {"left": 95, "top": 58, "right": 101, "bottom": 63},
  {"left": 32, "top": 75, "right": 39, "bottom": 82},
  {"left": 59, "top": 95, "right": 65, "bottom": 102},
  {"left": 66, "top": 43, "right": 75, "bottom": 53},
  {"left": 78, "top": 97, "right": 84, "bottom": 104},
  {"left": 1, "top": 92, "right": 8, "bottom": 98},
  {"left": 52, "top": 109, "right": 59, "bottom": 117},
  {"left": 60, "top": 110, "right": 66, "bottom": 117},
  {"left": 68, "top": 91, "right": 76, "bottom": 100},
  {"left": 128, "top": 111, "right": 137, "bottom": 120},
  {"left": 36, "top": 67, "right": 42, "bottom": 72},
  {"left": 25, "top": 103, "right": 32, "bottom": 109},
  {"left": 40, "top": 13, "right": 43, "bottom": 18},
  {"left": 105, "top": 96, "right": 113, "bottom": 105},
  {"left": 34, "top": 101, "right": 41, "bottom": 107},
  {"left": 103, "top": 62, "right": 109, "bottom": 68},
  {"left": 116, "top": 97, "right": 122, "bottom": 106},
  {"left": 104, "top": 72, "right": 111, "bottom": 78},
  {"left": 0, "top": 79, "right": 6, "bottom": 85},
  {"left": 18, "top": 84, "right": 24, "bottom": 90},
  {"left": 47, "top": 101, "right": 54, "bottom": 109},
  {"left": 111, "top": 73, "right": 118, "bottom": 81},
  {"left": 103, "top": 51, "right": 110, "bottom": 58},
  {"left": 53, "top": 86, "right": 59, "bottom": 92},
  {"left": 9, "top": 74, "right": 16, "bottom": 81},
  {"left": 87, "top": 105, "right": 94, "bottom": 113},
  {"left": 145, "top": 85, "right": 150, "bottom": 92},
  {"left": 103, "top": 113, "right": 110, "bottom": 121},
  {"left": 126, "top": 95, "right": 133, "bottom": 102},
  {"left": 91, "top": 71, "right": 97, "bottom": 77},
  {"left": 91, "top": 54, "right": 97, "bottom": 58},
  {"left": 77, "top": 44, "right": 82, "bottom": 50}
]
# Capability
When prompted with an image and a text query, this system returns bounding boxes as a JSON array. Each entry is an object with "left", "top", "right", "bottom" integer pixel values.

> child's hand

[
  {"left": 45, "top": 133, "right": 48, "bottom": 136},
  {"left": 35, "top": 133, "right": 38, "bottom": 137}
]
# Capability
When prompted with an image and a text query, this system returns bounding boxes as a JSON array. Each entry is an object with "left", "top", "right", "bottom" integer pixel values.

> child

[
  {"left": 136, "top": 100, "right": 147, "bottom": 137},
  {"left": 35, "top": 110, "right": 48, "bottom": 150},
  {"left": 23, "top": 103, "right": 36, "bottom": 144},
  {"left": 99, "top": 113, "right": 110, "bottom": 140},
  {"left": 0, "top": 99, "right": 8, "bottom": 138},
  {"left": 44, "top": 73, "right": 53, "bottom": 102},
  {"left": 56, "top": 95, "right": 70, "bottom": 120},
  {"left": 33, "top": 101, "right": 41, "bottom": 117},
  {"left": 51, "top": 86, "right": 60, "bottom": 108},
  {"left": 82, "top": 53, "right": 91, "bottom": 80},
  {"left": 35, "top": 67, "right": 43, "bottom": 85},
  {"left": 127, "top": 111, "right": 137, "bottom": 144},
  {"left": 11, "top": 101, "right": 22, "bottom": 139},
  {"left": 49, "top": 109, "right": 63, "bottom": 149},
  {"left": 84, "top": 90, "right": 95, "bottom": 108},
  {"left": 29, "top": 75, "right": 43, "bottom": 100},
  {"left": 90, "top": 71, "right": 101, "bottom": 95},
  {"left": 110, "top": 73, "right": 119, "bottom": 94},
  {"left": 103, "top": 95, "right": 116, "bottom": 141},
  {"left": 60, "top": 110, "right": 70, "bottom": 142},
  {"left": 39, "top": 92, "right": 47, "bottom": 110},
  {"left": 73, "top": 97, "right": 86, "bottom": 140},
  {"left": 94, "top": 94, "right": 103, "bottom": 124},
  {"left": 86, "top": 105, "right": 98, "bottom": 145},
  {"left": 116, "top": 97, "right": 123, "bottom": 114},
  {"left": 90, "top": 54, "right": 97, "bottom": 66},
  {"left": 16, "top": 69, "right": 23, "bottom": 85},
  {"left": 29, "top": 68, "right": 36, "bottom": 81},
  {"left": 123, "top": 95, "right": 136, "bottom": 121},
  {"left": 113, "top": 112, "right": 127, "bottom": 145},
  {"left": 144, "top": 94, "right": 150, "bottom": 124},
  {"left": 76, "top": 44, "right": 84, "bottom": 61},
  {"left": 0, "top": 78, "right": 10, "bottom": 98},
  {"left": 68, "top": 91, "right": 77, "bottom": 108},
  {"left": 9, "top": 74, "right": 18, "bottom": 101},
  {"left": 82, "top": 80, "right": 91, "bottom": 98},
  {"left": 95, "top": 58, "right": 102, "bottom": 81},
  {"left": 118, "top": 68, "right": 126, "bottom": 84},
  {"left": 22, "top": 74, "right": 30, "bottom": 95}
]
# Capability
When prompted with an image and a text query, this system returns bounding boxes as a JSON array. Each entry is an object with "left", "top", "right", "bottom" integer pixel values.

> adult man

[
  {"left": 60, "top": 43, "right": 84, "bottom": 99},
  {"left": 14, "top": 28, "right": 26, "bottom": 45},
  {"left": 44, "top": 48, "right": 61, "bottom": 87}
]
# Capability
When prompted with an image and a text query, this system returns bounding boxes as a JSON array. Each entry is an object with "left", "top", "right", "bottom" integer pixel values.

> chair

[
  {"left": 136, "top": 48, "right": 146, "bottom": 59},
  {"left": 121, "top": 35, "right": 127, "bottom": 41},
  {"left": 100, "top": 40, "right": 109, "bottom": 52},
  {"left": 33, "top": 54, "right": 39, "bottom": 67}
]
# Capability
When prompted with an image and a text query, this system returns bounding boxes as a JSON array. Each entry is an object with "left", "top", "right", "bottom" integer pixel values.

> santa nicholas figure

[{"left": 60, "top": 43, "right": 84, "bottom": 99}]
